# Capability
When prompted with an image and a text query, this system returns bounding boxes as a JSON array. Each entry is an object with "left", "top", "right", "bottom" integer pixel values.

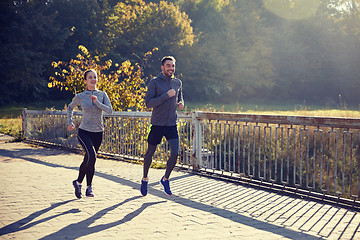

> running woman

[
  {"left": 67, "top": 69, "right": 113, "bottom": 198},
  {"left": 141, "top": 56, "right": 184, "bottom": 196}
]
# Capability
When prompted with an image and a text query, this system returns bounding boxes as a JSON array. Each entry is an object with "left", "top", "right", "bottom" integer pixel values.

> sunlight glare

[{"left": 263, "top": 0, "right": 321, "bottom": 20}]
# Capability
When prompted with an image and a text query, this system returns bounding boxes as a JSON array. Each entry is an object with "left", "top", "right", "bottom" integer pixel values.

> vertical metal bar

[
  {"left": 298, "top": 127, "right": 308, "bottom": 188},
  {"left": 332, "top": 129, "right": 339, "bottom": 195},
  {"left": 253, "top": 124, "right": 260, "bottom": 179},
  {"left": 223, "top": 122, "right": 228, "bottom": 172},
  {"left": 189, "top": 119, "right": 193, "bottom": 167},
  {"left": 134, "top": 118, "right": 138, "bottom": 157},
  {"left": 340, "top": 132, "right": 346, "bottom": 195},
  {"left": 129, "top": 118, "right": 133, "bottom": 156},
  {"left": 214, "top": 122, "right": 219, "bottom": 170},
  {"left": 226, "top": 122, "right": 231, "bottom": 172},
  {"left": 275, "top": 125, "right": 283, "bottom": 184},
  {"left": 206, "top": 121, "right": 211, "bottom": 169},
  {"left": 265, "top": 125, "right": 272, "bottom": 181},
  {"left": 243, "top": 124, "right": 250, "bottom": 176},
  {"left": 192, "top": 112, "right": 202, "bottom": 169},
  {"left": 349, "top": 131, "right": 356, "bottom": 198},
  {"left": 287, "top": 127, "right": 296, "bottom": 185},
  {"left": 210, "top": 121, "right": 215, "bottom": 170},
  {"left": 201, "top": 121, "right": 206, "bottom": 169},
  {"left": 115, "top": 117, "right": 119, "bottom": 154},
  {"left": 236, "top": 124, "right": 242, "bottom": 175},
  {"left": 219, "top": 123, "right": 223, "bottom": 172},
  {"left": 121, "top": 118, "right": 125, "bottom": 155},
  {"left": 313, "top": 128, "right": 323, "bottom": 191},
  {"left": 299, "top": 128, "right": 304, "bottom": 187},
  {"left": 232, "top": 123, "right": 237, "bottom": 174}
]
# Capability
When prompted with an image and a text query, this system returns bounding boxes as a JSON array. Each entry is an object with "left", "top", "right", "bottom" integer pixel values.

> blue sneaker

[
  {"left": 160, "top": 177, "right": 172, "bottom": 196},
  {"left": 72, "top": 180, "right": 82, "bottom": 199},
  {"left": 141, "top": 179, "right": 148, "bottom": 196}
]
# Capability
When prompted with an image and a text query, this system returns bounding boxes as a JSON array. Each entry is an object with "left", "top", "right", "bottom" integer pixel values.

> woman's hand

[{"left": 90, "top": 95, "right": 97, "bottom": 103}]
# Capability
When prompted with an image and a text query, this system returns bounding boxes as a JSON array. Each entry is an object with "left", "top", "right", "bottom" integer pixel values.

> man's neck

[{"left": 162, "top": 72, "right": 172, "bottom": 79}]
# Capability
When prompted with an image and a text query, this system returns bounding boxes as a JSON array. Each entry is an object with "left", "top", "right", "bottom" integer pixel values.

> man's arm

[{"left": 145, "top": 79, "right": 173, "bottom": 108}]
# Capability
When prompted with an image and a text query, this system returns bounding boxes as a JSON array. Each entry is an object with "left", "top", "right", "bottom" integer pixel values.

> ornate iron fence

[{"left": 22, "top": 108, "right": 360, "bottom": 206}]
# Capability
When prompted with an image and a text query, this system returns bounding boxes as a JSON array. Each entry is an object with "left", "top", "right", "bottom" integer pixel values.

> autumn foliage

[{"left": 49, "top": 45, "right": 156, "bottom": 111}]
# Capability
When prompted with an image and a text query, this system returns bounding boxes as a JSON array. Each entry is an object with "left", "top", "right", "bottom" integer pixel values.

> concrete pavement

[{"left": 0, "top": 134, "right": 359, "bottom": 239}]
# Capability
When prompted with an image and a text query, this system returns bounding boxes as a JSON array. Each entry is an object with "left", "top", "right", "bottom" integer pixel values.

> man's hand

[
  {"left": 68, "top": 123, "right": 75, "bottom": 131},
  {"left": 167, "top": 89, "right": 176, "bottom": 97},
  {"left": 177, "top": 102, "right": 184, "bottom": 110}
]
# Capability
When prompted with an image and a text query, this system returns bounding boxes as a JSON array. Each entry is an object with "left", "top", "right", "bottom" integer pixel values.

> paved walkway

[{"left": 0, "top": 134, "right": 359, "bottom": 240}]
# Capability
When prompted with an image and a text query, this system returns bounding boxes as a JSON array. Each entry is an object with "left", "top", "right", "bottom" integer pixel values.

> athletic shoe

[
  {"left": 160, "top": 176, "right": 172, "bottom": 196},
  {"left": 140, "top": 179, "right": 148, "bottom": 196},
  {"left": 72, "top": 180, "right": 82, "bottom": 199},
  {"left": 86, "top": 185, "right": 94, "bottom": 197}
]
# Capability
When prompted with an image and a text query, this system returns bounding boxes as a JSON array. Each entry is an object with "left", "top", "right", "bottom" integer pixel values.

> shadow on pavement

[
  {"left": 40, "top": 196, "right": 166, "bottom": 240},
  {"left": 0, "top": 146, "right": 322, "bottom": 240},
  {"left": 0, "top": 200, "right": 78, "bottom": 236}
]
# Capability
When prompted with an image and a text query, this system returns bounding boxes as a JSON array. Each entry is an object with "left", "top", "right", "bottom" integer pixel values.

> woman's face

[{"left": 85, "top": 71, "right": 97, "bottom": 90}]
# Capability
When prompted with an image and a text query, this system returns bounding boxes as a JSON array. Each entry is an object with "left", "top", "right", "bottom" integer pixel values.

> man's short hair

[{"left": 161, "top": 56, "right": 176, "bottom": 66}]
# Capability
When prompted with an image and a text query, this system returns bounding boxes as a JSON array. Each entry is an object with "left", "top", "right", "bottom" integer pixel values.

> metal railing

[{"left": 22, "top": 108, "right": 360, "bottom": 206}]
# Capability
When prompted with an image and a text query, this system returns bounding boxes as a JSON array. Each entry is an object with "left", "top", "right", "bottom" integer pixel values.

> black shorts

[{"left": 147, "top": 125, "right": 179, "bottom": 145}]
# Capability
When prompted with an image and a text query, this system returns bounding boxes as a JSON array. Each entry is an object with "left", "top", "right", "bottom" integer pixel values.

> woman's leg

[
  {"left": 85, "top": 131, "right": 103, "bottom": 186},
  {"left": 77, "top": 129, "right": 93, "bottom": 184},
  {"left": 77, "top": 129, "right": 102, "bottom": 186}
]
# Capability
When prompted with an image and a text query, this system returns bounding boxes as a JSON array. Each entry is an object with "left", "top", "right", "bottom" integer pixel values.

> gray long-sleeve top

[
  {"left": 145, "top": 72, "right": 183, "bottom": 126},
  {"left": 67, "top": 89, "right": 113, "bottom": 132}
]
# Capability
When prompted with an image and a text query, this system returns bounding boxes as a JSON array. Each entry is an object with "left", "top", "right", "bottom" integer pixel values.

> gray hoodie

[
  {"left": 67, "top": 89, "right": 113, "bottom": 132},
  {"left": 145, "top": 72, "right": 183, "bottom": 126}
]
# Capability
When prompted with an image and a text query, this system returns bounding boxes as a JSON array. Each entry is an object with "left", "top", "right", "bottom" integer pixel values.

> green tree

[
  {"left": 0, "top": 0, "right": 67, "bottom": 104},
  {"left": 45, "top": 0, "right": 112, "bottom": 60},
  {"left": 221, "top": 0, "right": 274, "bottom": 100},
  {"left": 176, "top": 0, "right": 274, "bottom": 102},
  {"left": 105, "top": 0, "right": 195, "bottom": 76},
  {"left": 268, "top": 0, "right": 360, "bottom": 105}
]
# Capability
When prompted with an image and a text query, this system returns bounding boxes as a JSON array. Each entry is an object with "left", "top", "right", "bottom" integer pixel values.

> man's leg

[
  {"left": 160, "top": 126, "right": 179, "bottom": 196},
  {"left": 164, "top": 138, "right": 179, "bottom": 179},
  {"left": 141, "top": 125, "right": 163, "bottom": 196},
  {"left": 160, "top": 139, "right": 178, "bottom": 195},
  {"left": 141, "top": 143, "right": 157, "bottom": 196},
  {"left": 143, "top": 143, "right": 157, "bottom": 179}
]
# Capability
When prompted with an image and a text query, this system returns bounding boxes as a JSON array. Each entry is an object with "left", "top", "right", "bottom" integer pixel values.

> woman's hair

[{"left": 83, "top": 69, "right": 97, "bottom": 80}]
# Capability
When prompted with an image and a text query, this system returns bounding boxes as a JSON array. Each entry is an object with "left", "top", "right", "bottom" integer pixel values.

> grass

[
  {"left": 185, "top": 102, "right": 360, "bottom": 118},
  {"left": 0, "top": 100, "right": 68, "bottom": 118},
  {"left": 0, "top": 117, "right": 23, "bottom": 141}
]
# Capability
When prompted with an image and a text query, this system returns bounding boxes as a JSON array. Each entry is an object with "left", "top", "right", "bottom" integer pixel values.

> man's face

[{"left": 161, "top": 60, "right": 175, "bottom": 78}]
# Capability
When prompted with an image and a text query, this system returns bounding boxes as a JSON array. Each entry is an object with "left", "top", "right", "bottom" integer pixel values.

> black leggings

[{"left": 77, "top": 128, "right": 103, "bottom": 186}]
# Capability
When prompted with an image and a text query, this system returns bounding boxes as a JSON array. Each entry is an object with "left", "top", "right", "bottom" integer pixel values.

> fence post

[
  {"left": 191, "top": 111, "right": 202, "bottom": 170},
  {"left": 22, "top": 108, "right": 27, "bottom": 139}
]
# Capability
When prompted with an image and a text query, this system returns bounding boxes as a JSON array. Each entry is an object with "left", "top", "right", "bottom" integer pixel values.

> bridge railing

[{"left": 22, "top": 108, "right": 360, "bottom": 206}]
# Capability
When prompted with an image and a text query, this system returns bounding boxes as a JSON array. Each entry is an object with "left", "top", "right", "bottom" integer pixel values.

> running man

[{"left": 141, "top": 56, "right": 184, "bottom": 196}]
